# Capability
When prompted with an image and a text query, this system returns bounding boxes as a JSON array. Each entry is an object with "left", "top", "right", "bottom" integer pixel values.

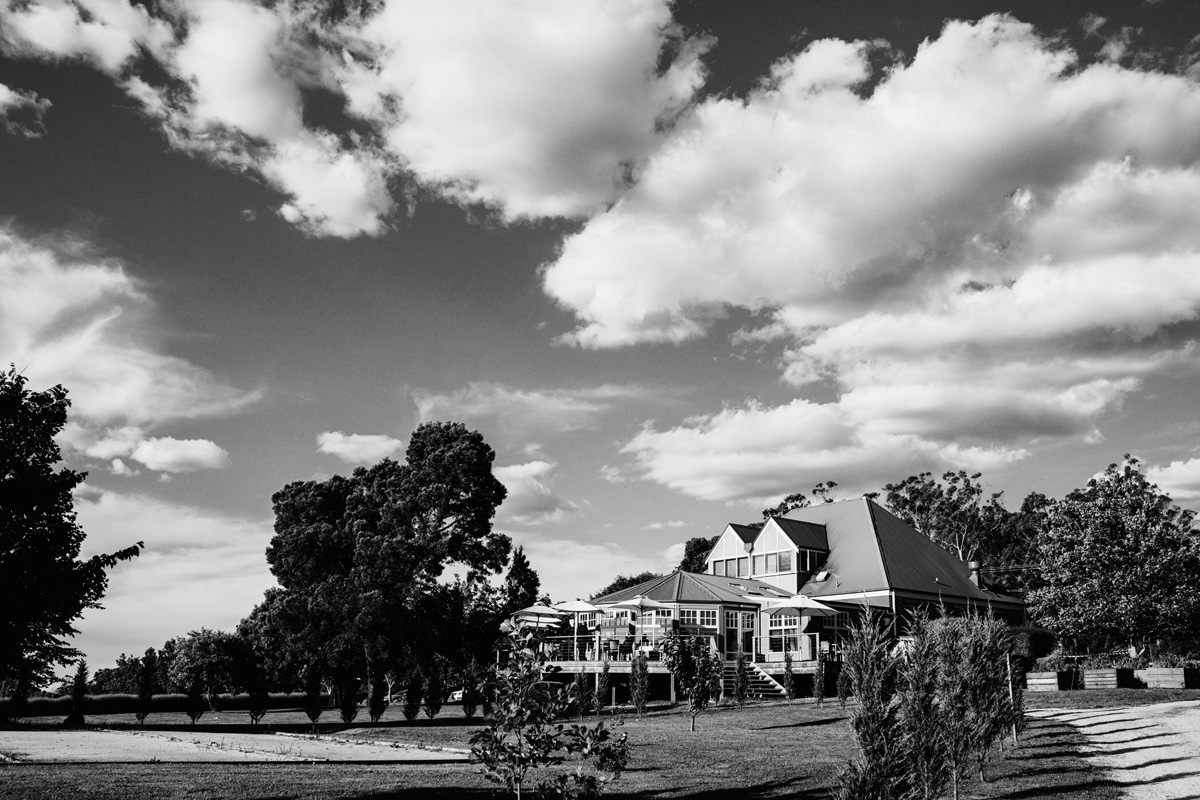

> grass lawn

[{"left": 1, "top": 692, "right": 1177, "bottom": 799}]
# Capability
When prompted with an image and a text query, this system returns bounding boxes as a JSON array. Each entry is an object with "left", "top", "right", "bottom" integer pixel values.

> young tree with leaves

[
  {"left": 470, "top": 628, "right": 629, "bottom": 799},
  {"left": 590, "top": 571, "right": 663, "bottom": 599},
  {"left": 594, "top": 656, "right": 610, "bottom": 716},
  {"left": 64, "top": 659, "right": 88, "bottom": 726},
  {"left": 502, "top": 546, "right": 542, "bottom": 614},
  {"left": 782, "top": 649, "right": 796, "bottom": 702},
  {"left": 896, "top": 611, "right": 947, "bottom": 800},
  {"left": 0, "top": 369, "right": 141, "bottom": 697},
  {"left": 660, "top": 633, "right": 723, "bottom": 732}
]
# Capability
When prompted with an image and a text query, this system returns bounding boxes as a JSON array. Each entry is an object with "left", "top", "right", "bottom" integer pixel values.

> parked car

[{"left": 447, "top": 689, "right": 464, "bottom": 703}]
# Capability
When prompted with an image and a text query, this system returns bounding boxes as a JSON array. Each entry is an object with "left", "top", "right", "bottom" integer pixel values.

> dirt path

[
  {"left": 0, "top": 728, "right": 470, "bottom": 763},
  {"left": 1028, "top": 702, "right": 1200, "bottom": 800}
]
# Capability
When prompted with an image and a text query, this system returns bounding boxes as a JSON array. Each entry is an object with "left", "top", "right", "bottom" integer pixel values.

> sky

[{"left": 3, "top": 0, "right": 1200, "bottom": 671}]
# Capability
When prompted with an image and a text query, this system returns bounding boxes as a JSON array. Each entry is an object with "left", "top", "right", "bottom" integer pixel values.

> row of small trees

[{"left": 837, "top": 610, "right": 1023, "bottom": 800}]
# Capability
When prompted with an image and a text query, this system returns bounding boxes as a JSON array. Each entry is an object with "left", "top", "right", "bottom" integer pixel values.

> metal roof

[{"left": 592, "top": 570, "right": 792, "bottom": 606}]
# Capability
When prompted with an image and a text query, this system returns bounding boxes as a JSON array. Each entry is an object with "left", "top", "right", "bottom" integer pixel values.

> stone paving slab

[{"left": 0, "top": 729, "right": 470, "bottom": 763}]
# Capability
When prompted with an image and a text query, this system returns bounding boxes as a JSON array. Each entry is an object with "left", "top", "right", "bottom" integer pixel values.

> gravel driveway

[
  {"left": 1028, "top": 701, "right": 1200, "bottom": 799},
  {"left": 0, "top": 728, "right": 470, "bottom": 763}
]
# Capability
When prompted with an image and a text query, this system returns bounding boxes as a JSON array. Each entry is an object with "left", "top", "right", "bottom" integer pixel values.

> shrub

[
  {"left": 733, "top": 644, "right": 749, "bottom": 707},
  {"left": 462, "top": 659, "right": 484, "bottom": 719},
  {"left": 594, "top": 657, "right": 610, "bottom": 716},
  {"left": 896, "top": 611, "right": 946, "bottom": 800},
  {"left": 64, "top": 660, "right": 88, "bottom": 726},
  {"left": 338, "top": 675, "right": 360, "bottom": 725},
  {"left": 367, "top": 669, "right": 388, "bottom": 724},
  {"left": 402, "top": 669, "right": 422, "bottom": 722},
  {"left": 835, "top": 610, "right": 904, "bottom": 800},
  {"left": 424, "top": 661, "right": 444, "bottom": 719},
  {"left": 629, "top": 653, "right": 649, "bottom": 717},
  {"left": 782, "top": 649, "right": 796, "bottom": 702},
  {"left": 136, "top": 650, "right": 156, "bottom": 726},
  {"left": 814, "top": 649, "right": 827, "bottom": 706},
  {"left": 302, "top": 665, "right": 324, "bottom": 731}
]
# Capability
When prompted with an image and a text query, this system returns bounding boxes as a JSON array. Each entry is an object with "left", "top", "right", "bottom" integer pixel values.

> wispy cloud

[
  {"left": 0, "top": 226, "right": 259, "bottom": 461},
  {"left": 72, "top": 487, "right": 275, "bottom": 667},
  {"left": 413, "top": 381, "right": 648, "bottom": 439}
]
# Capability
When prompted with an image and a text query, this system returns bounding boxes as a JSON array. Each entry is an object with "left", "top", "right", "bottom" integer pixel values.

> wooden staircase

[{"left": 721, "top": 662, "right": 787, "bottom": 700}]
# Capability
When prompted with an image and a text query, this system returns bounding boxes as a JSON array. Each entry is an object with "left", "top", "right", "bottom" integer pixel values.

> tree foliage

[
  {"left": 590, "top": 571, "right": 662, "bottom": 600},
  {"left": 1029, "top": 456, "right": 1200, "bottom": 652},
  {"left": 503, "top": 546, "right": 542, "bottom": 614},
  {"left": 0, "top": 369, "right": 141, "bottom": 692},
  {"left": 261, "top": 421, "right": 511, "bottom": 720},
  {"left": 762, "top": 481, "right": 839, "bottom": 520},
  {"left": 676, "top": 536, "right": 717, "bottom": 573},
  {"left": 629, "top": 653, "right": 649, "bottom": 717},
  {"left": 660, "top": 633, "right": 722, "bottom": 732},
  {"left": 470, "top": 628, "right": 629, "bottom": 799},
  {"left": 835, "top": 610, "right": 904, "bottom": 800}
]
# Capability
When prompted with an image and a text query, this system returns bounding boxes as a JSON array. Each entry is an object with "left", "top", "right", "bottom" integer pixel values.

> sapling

[
  {"left": 733, "top": 644, "right": 750, "bottom": 706},
  {"left": 423, "top": 660, "right": 444, "bottom": 719},
  {"left": 594, "top": 656, "right": 610, "bottom": 716},
  {"left": 660, "top": 633, "right": 723, "bottom": 732},
  {"left": 630, "top": 652, "right": 649, "bottom": 717},
  {"left": 783, "top": 649, "right": 796, "bottom": 702},
  {"left": 402, "top": 668, "right": 422, "bottom": 721}
]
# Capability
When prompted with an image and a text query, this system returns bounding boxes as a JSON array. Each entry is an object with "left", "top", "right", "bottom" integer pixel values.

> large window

[
  {"left": 778, "top": 551, "right": 792, "bottom": 571},
  {"left": 725, "top": 611, "right": 738, "bottom": 631},
  {"left": 768, "top": 613, "right": 799, "bottom": 653},
  {"left": 699, "top": 609, "right": 718, "bottom": 628},
  {"left": 752, "top": 554, "right": 765, "bottom": 574},
  {"left": 712, "top": 560, "right": 726, "bottom": 576},
  {"left": 679, "top": 609, "right": 697, "bottom": 626},
  {"left": 737, "top": 557, "right": 749, "bottom": 577}
]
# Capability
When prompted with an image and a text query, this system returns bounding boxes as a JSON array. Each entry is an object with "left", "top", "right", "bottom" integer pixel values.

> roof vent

[{"left": 814, "top": 570, "right": 830, "bottom": 582}]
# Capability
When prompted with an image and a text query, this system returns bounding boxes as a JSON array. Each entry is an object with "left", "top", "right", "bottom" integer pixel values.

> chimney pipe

[{"left": 968, "top": 560, "right": 981, "bottom": 587}]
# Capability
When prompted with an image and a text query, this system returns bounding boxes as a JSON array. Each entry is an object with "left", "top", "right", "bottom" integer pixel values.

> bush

[
  {"left": 402, "top": 669, "right": 422, "bottom": 722},
  {"left": 423, "top": 662, "right": 444, "bottom": 719},
  {"left": 629, "top": 653, "right": 649, "bottom": 717}
]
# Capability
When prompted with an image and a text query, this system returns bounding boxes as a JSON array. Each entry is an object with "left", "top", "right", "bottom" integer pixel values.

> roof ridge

[{"left": 863, "top": 498, "right": 893, "bottom": 591}]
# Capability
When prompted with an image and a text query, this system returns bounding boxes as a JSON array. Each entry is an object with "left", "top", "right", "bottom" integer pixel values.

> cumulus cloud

[
  {"left": 342, "top": 0, "right": 707, "bottom": 219},
  {"left": 128, "top": 437, "right": 229, "bottom": 472},
  {"left": 0, "top": 82, "right": 50, "bottom": 137},
  {"left": 494, "top": 460, "right": 578, "bottom": 526},
  {"left": 622, "top": 400, "right": 1027, "bottom": 503},
  {"left": 72, "top": 487, "right": 275, "bottom": 668},
  {"left": 316, "top": 431, "right": 404, "bottom": 463},
  {"left": 0, "top": 226, "right": 259, "bottom": 457},
  {"left": 2, "top": 0, "right": 707, "bottom": 236},
  {"left": 532, "top": 16, "right": 1200, "bottom": 502},
  {"left": 1148, "top": 458, "right": 1200, "bottom": 502},
  {"left": 413, "top": 382, "right": 647, "bottom": 439}
]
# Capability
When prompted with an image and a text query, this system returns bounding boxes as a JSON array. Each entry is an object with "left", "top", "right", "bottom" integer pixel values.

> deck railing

[{"left": 538, "top": 631, "right": 826, "bottom": 664}]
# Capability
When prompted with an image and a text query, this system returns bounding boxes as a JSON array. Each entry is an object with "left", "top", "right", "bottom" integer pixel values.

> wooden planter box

[
  {"left": 1134, "top": 667, "right": 1200, "bottom": 689},
  {"left": 1025, "top": 670, "right": 1080, "bottom": 691},
  {"left": 1082, "top": 668, "right": 1137, "bottom": 689}
]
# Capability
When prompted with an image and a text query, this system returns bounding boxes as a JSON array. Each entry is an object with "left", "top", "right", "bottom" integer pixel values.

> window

[
  {"left": 752, "top": 554, "right": 765, "bottom": 574},
  {"left": 699, "top": 609, "right": 717, "bottom": 627},
  {"left": 679, "top": 609, "right": 697, "bottom": 626},
  {"left": 725, "top": 611, "right": 738, "bottom": 631},
  {"left": 741, "top": 612, "right": 756, "bottom": 629},
  {"left": 712, "top": 560, "right": 725, "bottom": 576},
  {"left": 655, "top": 608, "right": 673, "bottom": 619},
  {"left": 769, "top": 614, "right": 798, "bottom": 629},
  {"left": 778, "top": 551, "right": 792, "bottom": 571},
  {"left": 737, "top": 557, "right": 749, "bottom": 577},
  {"left": 766, "top": 552, "right": 779, "bottom": 573}
]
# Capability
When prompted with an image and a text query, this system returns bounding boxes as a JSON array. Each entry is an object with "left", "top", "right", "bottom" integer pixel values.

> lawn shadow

[{"left": 755, "top": 716, "right": 846, "bottom": 731}]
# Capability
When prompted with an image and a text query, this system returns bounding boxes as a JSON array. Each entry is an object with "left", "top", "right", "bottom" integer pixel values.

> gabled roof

[
  {"left": 592, "top": 571, "right": 792, "bottom": 606},
  {"left": 766, "top": 516, "right": 829, "bottom": 551},
  {"left": 782, "top": 498, "right": 1021, "bottom": 607},
  {"left": 728, "top": 523, "right": 759, "bottom": 544}
]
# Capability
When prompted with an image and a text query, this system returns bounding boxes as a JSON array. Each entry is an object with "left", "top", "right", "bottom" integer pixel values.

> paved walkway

[
  {"left": 0, "top": 728, "right": 470, "bottom": 763},
  {"left": 1028, "top": 702, "right": 1200, "bottom": 800}
]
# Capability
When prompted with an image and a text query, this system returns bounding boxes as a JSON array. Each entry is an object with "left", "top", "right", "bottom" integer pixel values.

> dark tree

[
  {"left": 136, "top": 648, "right": 157, "bottom": 725},
  {"left": 91, "top": 653, "right": 142, "bottom": 694},
  {"left": 883, "top": 471, "right": 1007, "bottom": 562},
  {"left": 0, "top": 369, "right": 141, "bottom": 695},
  {"left": 590, "top": 571, "right": 663, "bottom": 599},
  {"left": 762, "top": 480, "right": 839, "bottom": 520},
  {"left": 502, "top": 546, "right": 541, "bottom": 614},
  {"left": 263, "top": 421, "right": 510, "bottom": 711},
  {"left": 676, "top": 536, "right": 717, "bottom": 573}
]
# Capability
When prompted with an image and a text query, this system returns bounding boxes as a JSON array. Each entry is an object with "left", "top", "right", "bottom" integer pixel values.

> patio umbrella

[
  {"left": 609, "top": 595, "right": 671, "bottom": 645},
  {"left": 512, "top": 604, "right": 567, "bottom": 629},
  {"left": 759, "top": 595, "right": 838, "bottom": 617},
  {"left": 553, "top": 599, "right": 602, "bottom": 661}
]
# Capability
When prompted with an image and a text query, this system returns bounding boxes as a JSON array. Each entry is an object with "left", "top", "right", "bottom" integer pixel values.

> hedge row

[{"left": 0, "top": 692, "right": 333, "bottom": 718}]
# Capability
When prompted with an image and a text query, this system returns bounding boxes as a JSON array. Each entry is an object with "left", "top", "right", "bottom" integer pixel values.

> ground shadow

[{"left": 755, "top": 716, "right": 846, "bottom": 731}]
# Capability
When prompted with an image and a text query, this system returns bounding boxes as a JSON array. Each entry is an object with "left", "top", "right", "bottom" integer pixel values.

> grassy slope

[{"left": 2, "top": 692, "right": 1180, "bottom": 799}]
